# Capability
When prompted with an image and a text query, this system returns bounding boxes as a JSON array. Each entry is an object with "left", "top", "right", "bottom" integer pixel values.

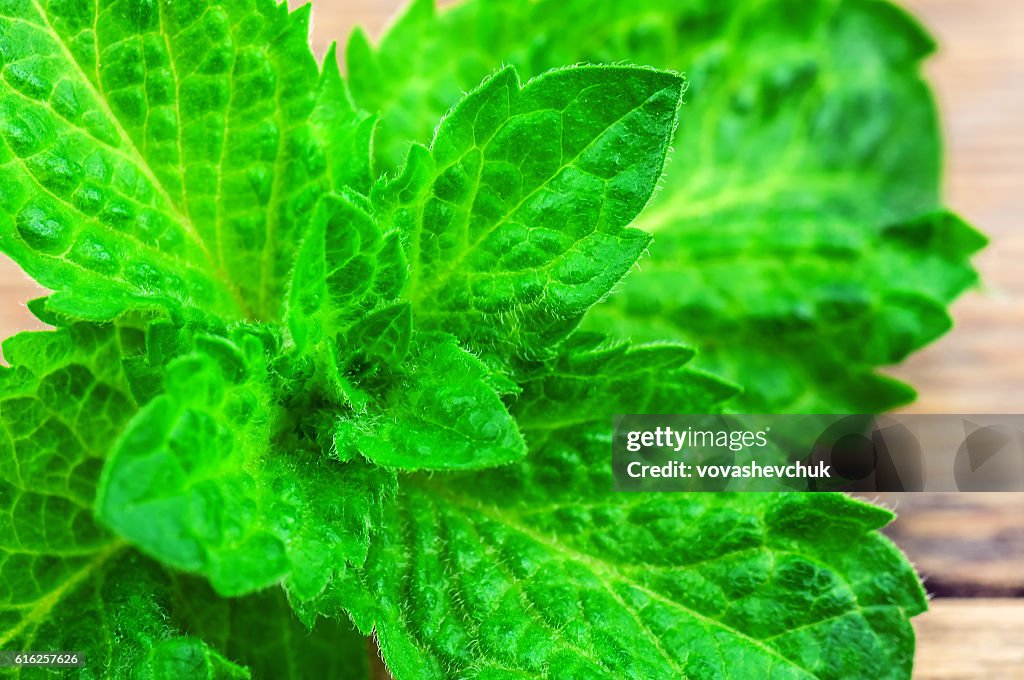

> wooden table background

[{"left": 0, "top": 1, "right": 1019, "bottom": 677}]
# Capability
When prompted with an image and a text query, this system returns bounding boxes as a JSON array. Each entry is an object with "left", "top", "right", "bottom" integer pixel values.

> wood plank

[
  {"left": 914, "top": 599, "right": 1024, "bottom": 679},
  {"left": 869, "top": 493, "right": 1024, "bottom": 595}
]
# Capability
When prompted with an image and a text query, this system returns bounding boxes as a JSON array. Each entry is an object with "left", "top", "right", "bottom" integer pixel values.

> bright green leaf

[
  {"left": 337, "top": 332, "right": 526, "bottom": 471},
  {"left": 514, "top": 332, "right": 738, "bottom": 434},
  {"left": 371, "top": 64, "right": 683, "bottom": 355},
  {"left": 343, "top": 302, "right": 413, "bottom": 371},
  {"left": 286, "top": 190, "right": 406, "bottom": 360},
  {"left": 0, "top": 326, "right": 247, "bottom": 679},
  {"left": 168, "top": 577, "right": 370, "bottom": 680},
  {"left": 586, "top": 210, "right": 985, "bottom": 413},
  {"left": 348, "top": 0, "right": 984, "bottom": 411},
  {"left": 312, "top": 44, "right": 377, "bottom": 196},
  {"left": 284, "top": 189, "right": 526, "bottom": 471},
  {"left": 96, "top": 331, "right": 395, "bottom": 600},
  {"left": 0, "top": 0, "right": 367, "bottom": 323},
  {"left": 0, "top": 2, "right": 959, "bottom": 677},
  {"left": 355, "top": 431, "right": 926, "bottom": 679},
  {"left": 336, "top": 321, "right": 923, "bottom": 678}
]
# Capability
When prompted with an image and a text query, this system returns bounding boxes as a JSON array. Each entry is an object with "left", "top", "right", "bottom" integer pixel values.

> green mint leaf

[
  {"left": 0, "top": 326, "right": 246, "bottom": 678},
  {"left": 586, "top": 209, "right": 986, "bottom": 411},
  {"left": 286, "top": 190, "right": 406, "bottom": 365},
  {"left": 285, "top": 190, "right": 523, "bottom": 471},
  {"left": 311, "top": 44, "right": 377, "bottom": 196},
  {"left": 585, "top": 213, "right": 985, "bottom": 414},
  {"left": 0, "top": 551, "right": 251, "bottom": 679},
  {"left": 333, "top": 323, "right": 920, "bottom": 677},
  {"left": 344, "top": 302, "right": 413, "bottom": 371},
  {"left": 0, "top": 1, "right": 367, "bottom": 322},
  {"left": 371, "top": 64, "right": 683, "bottom": 355},
  {"left": 337, "top": 332, "right": 527, "bottom": 470},
  {"left": 514, "top": 332, "right": 738, "bottom": 433},
  {"left": 96, "top": 331, "right": 395, "bottom": 600},
  {"left": 348, "top": 0, "right": 984, "bottom": 411},
  {"left": 1, "top": 3, "right": 951, "bottom": 677},
  {"left": 354, "top": 431, "right": 926, "bottom": 679},
  {"left": 346, "top": 0, "right": 444, "bottom": 171}
]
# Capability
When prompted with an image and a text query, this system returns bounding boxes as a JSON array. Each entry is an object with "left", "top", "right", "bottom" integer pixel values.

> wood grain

[
  {"left": 890, "top": 0, "right": 1024, "bottom": 415},
  {"left": 869, "top": 492, "right": 1024, "bottom": 595},
  {"left": 914, "top": 599, "right": 1024, "bottom": 679}
]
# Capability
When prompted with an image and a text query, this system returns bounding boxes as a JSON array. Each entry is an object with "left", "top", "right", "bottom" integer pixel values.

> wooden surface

[
  {"left": 915, "top": 599, "right": 1024, "bottom": 679},
  {"left": 890, "top": 0, "right": 1024, "bottom": 415},
  {"left": 870, "top": 493, "right": 1024, "bottom": 595}
]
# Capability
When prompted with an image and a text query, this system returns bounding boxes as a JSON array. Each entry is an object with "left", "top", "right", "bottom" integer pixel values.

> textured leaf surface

[
  {"left": 338, "top": 332, "right": 526, "bottom": 471},
  {"left": 348, "top": 0, "right": 984, "bottom": 410},
  {"left": 371, "top": 64, "right": 682, "bottom": 355},
  {"left": 0, "top": 553, "right": 250, "bottom": 680},
  {"left": 286, "top": 190, "right": 406, "bottom": 372},
  {"left": 96, "top": 332, "right": 395, "bottom": 600},
  {"left": 337, "top": 338, "right": 925, "bottom": 679},
  {"left": 513, "top": 332, "right": 737, "bottom": 433},
  {"left": 0, "top": 326, "right": 246, "bottom": 679},
  {"left": 586, "top": 208, "right": 985, "bottom": 413},
  {"left": 0, "top": 2, "right": 952, "bottom": 678},
  {"left": 356, "top": 434, "right": 926, "bottom": 679},
  {"left": 286, "top": 191, "right": 524, "bottom": 471},
  {"left": 0, "top": 0, "right": 366, "bottom": 322},
  {"left": 311, "top": 44, "right": 377, "bottom": 196}
]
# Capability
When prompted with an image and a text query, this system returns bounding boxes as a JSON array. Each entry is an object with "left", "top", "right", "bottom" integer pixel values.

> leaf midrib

[
  {"left": 424, "top": 483, "right": 823, "bottom": 678},
  {"left": 407, "top": 75, "right": 675, "bottom": 308}
]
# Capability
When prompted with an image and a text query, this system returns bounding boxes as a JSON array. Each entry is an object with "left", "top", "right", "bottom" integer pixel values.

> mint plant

[{"left": 0, "top": 0, "right": 981, "bottom": 678}]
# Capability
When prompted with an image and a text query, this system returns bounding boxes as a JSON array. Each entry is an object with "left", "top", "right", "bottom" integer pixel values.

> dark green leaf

[{"left": 168, "top": 577, "right": 370, "bottom": 680}]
